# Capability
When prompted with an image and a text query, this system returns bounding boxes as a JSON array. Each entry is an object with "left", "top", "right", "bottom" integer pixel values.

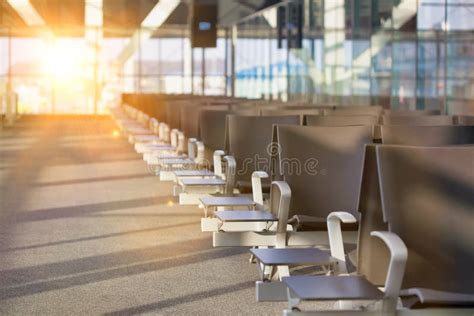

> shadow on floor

[
  {"left": 33, "top": 173, "right": 154, "bottom": 187},
  {"left": 105, "top": 281, "right": 255, "bottom": 315},
  {"left": 16, "top": 196, "right": 178, "bottom": 222},
  {"left": 1, "top": 221, "right": 199, "bottom": 253},
  {"left": 0, "top": 238, "right": 247, "bottom": 300}
]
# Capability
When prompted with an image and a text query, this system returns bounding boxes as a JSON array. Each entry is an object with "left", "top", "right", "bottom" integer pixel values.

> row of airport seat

[{"left": 110, "top": 96, "right": 474, "bottom": 315}]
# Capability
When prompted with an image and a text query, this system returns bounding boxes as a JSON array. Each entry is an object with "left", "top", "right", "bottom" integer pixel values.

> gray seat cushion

[
  {"left": 251, "top": 248, "right": 334, "bottom": 266},
  {"left": 283, "top": 275, "right": 384, "bottom": 300}
]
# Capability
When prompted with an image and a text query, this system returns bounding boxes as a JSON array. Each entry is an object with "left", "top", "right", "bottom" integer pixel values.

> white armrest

[
  {"left": 272, "top": 181, "right": 291, "bottom": 247},
  {"left": 251, "top": 171, "right": 269, "bottom": 206},
  {"left": 150, "top": 118, "right": 159, "bottom": 134},
  {"left": 170, "top": 129, "right": 179, "bottom": 147},
  {"left": 327, "top": 212, "right": 357, "bottom": 274},
  {"left": 187, "top": 138, "right": 197, "bottom": 159},
  {"left": 371, "top": 231, "right": 407, "bottom": 311},
  {"left": 177, "top": 132, "right": 186, "bottom": 153},
  {"left": 223, "top": 155, "right": 236, "bottom": 194},
  {"left": 195, "top": 141, "right": 205, "bottom": 165},
  {"left": 159, "top": 123, "right": 169, "bottom": 142},
  {"left": 213, "top": 150, "right": 225, "bottom": 177}
]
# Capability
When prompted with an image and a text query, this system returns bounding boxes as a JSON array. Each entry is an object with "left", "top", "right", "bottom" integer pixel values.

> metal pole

[
  {"left": 158, "top": 37, "right": 161, "bottom": 93},
  {"left": 181, "top": 31, "right": 185, "bottom": 93},
  {"left": 231, "top": 24, "right": 236, "bottom": 97},
  {"left": 443, "top": 0, "right": 448, "bottom": 114},
  {"left": 224, "top": 28, "right": 228, "bottom": 96},
  {"left": 201, "top": 48, "right": 205, "bottom": 95},
  {"left": 191, "top": 47, "right": 194, "bottom": 94}
]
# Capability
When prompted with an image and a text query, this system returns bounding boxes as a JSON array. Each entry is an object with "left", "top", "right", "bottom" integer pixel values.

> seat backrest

[
  {"left": 357, "top": 145, "right": 391, "bottom": 286},
  {"left": 381, "top": 125, "right": 474, "bottom": 145},
  {"left": 261, "top": 109, "right": 321, "bottom": 117},
  {"left": 225, "top": 115, "right": 300, "bottom": 189},
  {"left": 166, "top": 101, "right": 184, "bottom": 129},
  {"left": 305, "top": 114, "right": 379, "bottom": 126},
  {"left": 455, "top": 115, "right": 474, "bottom": 125},
  {"left": 384, "top": 109, "right": 441, "bottom": 116},
  {"left": 274, "top": 125, "right": 372, "bottom": 219},
  {"left": 180, "top": 104, "right": 230, "bottom": 140},
  {"left": 179, "top": 103, "right": 202, "bottom": 139},
  {"left": 261, "top": 109, "right": 321, "bottom": 125},
  {"left": 382, "top": 115, "right": 453, "bottom": 126},
  {"left": 377, "top": 145, "right": 474, "bottom": 293},
  {"left": 359, "top": 127, "right": 474, "bottom": 285},
  {"left": 199, "top": 108, "right": 258, "bottom": 164},
  {"left": 326, "top": 106, "right": 383, "bottom": 116}
]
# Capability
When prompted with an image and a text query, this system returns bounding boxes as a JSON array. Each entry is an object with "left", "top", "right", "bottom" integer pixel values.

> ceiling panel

[
  {"left": 0, "top": 0, "right": 270, "bottom": 36},
  {"left": 103, "top": 0, "right": 158, "bottom": 29},
  {"left": 0, "top": 1, "right": 28, "bottom": 27},
  {"left": 31, "top": 0, "right": 85, "bottom": 35}
]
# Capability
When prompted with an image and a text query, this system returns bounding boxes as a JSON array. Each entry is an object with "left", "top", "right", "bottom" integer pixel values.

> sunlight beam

[
  {"left": 7, "top": 0, "right": 45, "bottom": 26},
  {"left": 116, "top": 0, "right": 181, "bottom": 65}
]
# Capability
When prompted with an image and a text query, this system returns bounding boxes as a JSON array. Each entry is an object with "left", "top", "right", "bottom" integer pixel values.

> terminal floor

[
  {"left": 0, "top": 116, "right": 279, "bottom": 315},
  {"left": 0, "top": 116, "right": 332, "bottom": 315}
]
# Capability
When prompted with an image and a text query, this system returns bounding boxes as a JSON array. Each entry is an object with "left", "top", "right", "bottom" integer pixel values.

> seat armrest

[
  {"left": 223, "top": 155, "right": 236, "bottom": 194},
  {"left": 170, "top": 129, "right": 179, "bottom": 147},
  {"left": 371, "top": 231, "right": 408, "bottom": 312},
  {"left": 272, "top": 181, "right": 291, "bottom": 247},
  {"left": 195, "top": 141, "right": 205, "bottom": 165},
  {"left": 327, "top": 212, "right": 357, "bottom": 273},
  {"left": 213, "top": 150, "right": 225, "bottom": 177},
  {"left": 251, "top": 171, "right": 269, "bottom": 206},
  {"left": 187, "top": 138, "right": 197, "bottom": 159},
  {"left": 177, "top": 131, "right": 186, "bottom": 153},
  {"left": 400, "top": 288, "right": 474, "bottom": 307}
]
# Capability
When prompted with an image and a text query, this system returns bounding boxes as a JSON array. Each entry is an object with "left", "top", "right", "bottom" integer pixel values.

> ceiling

[{"left": 0, "top": 0, "right": 271, "bottom": 36}]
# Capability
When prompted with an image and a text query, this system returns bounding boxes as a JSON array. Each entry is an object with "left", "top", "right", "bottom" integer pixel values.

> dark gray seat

[
  {"left": 199, "top": 108, "right": 257, "bottom": 164},
  {"left": 180, "top": 104, "right": 231, "bottom": 141},
  {"left": 261, "top": 109, "right": 321, "bottom": 124},
  {"left": 261, "top": 109, "right": 321, "bottom": 116},
  {"left": 382, "top": 115, "right": 454, "bottom": 126},
  {"left": 256, "top": 125, "right": 474, "bottom": 286},
  {"left": 358, "top": 127, "right": 474, "bottom": 286},
  {"left": 455, "top": 115, "right": 474, "bottom": 125},
  {"left": 165, "top": 100, "right": 183, "bottom": 129},
  {"left": 304, "top": 114, "right": 379, "bottom": 127},
  {"left": 377, "top": 145, "right": 474, "bottom": 307},
  {"left": 248, "top": 126, "right": 372, "bottom": 281},
  {"left": 325, "top": 105, "right": 383, "bottom": 116},
  {"left": 179, "top": 103, "right": 203, "bottom": 139},
  {"left": 381, "top": 125, "right": 474, "bottom": 145},
  {"left": 384, "top": 109, "right": 441, "bottom": 116},
  {"left": 280, "top": 145, "right": 473, "bottom": 312},
  {"left": 225, "top": 115, "right": 300, "bottom": 191},
  {"left": 251, "top": 248, "right": 334, "bottom": 266},
  {"left": 273, "top": 125, "right": 372, "bottom": 230},
  {"left": 283, "top": 275, "right": 384, "bottom": 301}
]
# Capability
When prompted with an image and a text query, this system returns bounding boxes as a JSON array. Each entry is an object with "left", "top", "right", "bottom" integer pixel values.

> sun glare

[{"left": 44, "top": 41, "right": 85, "bottom": 78}]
